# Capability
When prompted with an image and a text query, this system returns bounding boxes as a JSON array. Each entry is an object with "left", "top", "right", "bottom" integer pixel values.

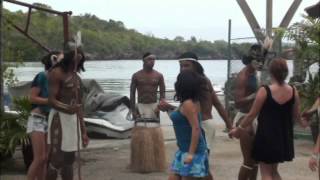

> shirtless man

[
  {"left": 160, "top": 52, "right": 233, "bottom": 180},
  {"left": 233, "top": 45, "right": 263, "bottom": 180},
  {"left": 130, "top": 52, "right": 165, "bottom": 120},
  {"left": 129, "top": 52, "right": 166, "bottom": 173},
  {"left": 46, "top": 49, "right": 89, "bottom": 180}
]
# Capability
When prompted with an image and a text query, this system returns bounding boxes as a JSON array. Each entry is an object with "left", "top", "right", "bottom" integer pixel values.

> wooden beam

[
  {"left": 6, "top": 19, "right": 51, "bottom": 52},
  {"left": 274, "top": 0, "right": 302, "bottom": 53},
  {"left": 0, "top": 0, "right": 3, "bottom": 114},
  {"left": 4, "top": 0, "right": 72, "bottom": 16},
  {"left": 279, "top": 0, "right": 302, "bottom": 28},
  {"left": 236, "top": 0, "right": 265, "bottom": 43},
  {"left": 266, "top": 0, "right": 273, "bottom": 37},
  {"left": 25, "top": 7, "right": 32, "bottom": 33}
]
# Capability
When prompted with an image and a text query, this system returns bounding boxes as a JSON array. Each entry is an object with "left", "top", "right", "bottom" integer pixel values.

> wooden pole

[
  {"left": 266, "top": 0, "right": 273, "bottom": 38},
  {"left": 274, "top": 0, "right": 302, "bottom": 54},
  {"left": 236, "top": 0, "right": 265, "bottom": 43},
  {"left": 0, "top": 0, "right": 4, "bottom": 114},
  {"left": 227, "top": 19, "right": 231, "bottom": 80},
  {"left": 226, "top": 19, "right": 232, "bottom": 114}
]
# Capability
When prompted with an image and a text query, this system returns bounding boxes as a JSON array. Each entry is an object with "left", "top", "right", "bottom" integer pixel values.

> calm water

[{"left": 10, "top": 60, "right": 293, "bottom": 97}]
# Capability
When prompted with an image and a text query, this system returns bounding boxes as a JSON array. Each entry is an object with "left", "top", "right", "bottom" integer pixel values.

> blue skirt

[{"left": 170, "top": 150, "right": 209, "bottom": 177}]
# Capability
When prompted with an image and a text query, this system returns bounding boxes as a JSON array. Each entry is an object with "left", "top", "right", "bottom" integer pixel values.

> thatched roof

[{"left": 305, "top": 2, "right": 320, "bottom": 18}]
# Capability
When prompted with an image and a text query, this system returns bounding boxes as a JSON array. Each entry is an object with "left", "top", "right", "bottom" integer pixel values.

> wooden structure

[
  {"left": 236, "top": 0, "right": 302, "bottom": 47},
  {"left": 0, "top": 0, "right": 73, "bottom": 113}
]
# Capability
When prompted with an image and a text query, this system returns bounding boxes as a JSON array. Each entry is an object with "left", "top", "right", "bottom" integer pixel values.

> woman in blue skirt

[{"left": 169, "top": 70, "right": 209, "bottom": 180}]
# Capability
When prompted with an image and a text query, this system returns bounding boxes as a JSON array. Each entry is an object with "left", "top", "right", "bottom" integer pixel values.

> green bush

[{"left": 0, "top": 97, "right": 31, "bottom": 158}]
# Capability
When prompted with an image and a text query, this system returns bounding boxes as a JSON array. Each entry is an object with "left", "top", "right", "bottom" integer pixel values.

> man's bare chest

[{"left": 136, "top": 76, "right": 159, "bottom": 86}]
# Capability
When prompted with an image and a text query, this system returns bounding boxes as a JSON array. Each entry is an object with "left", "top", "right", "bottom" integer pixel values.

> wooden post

[
  {"left": 266, "top": 0, "right": 273, "bottom": 38},
  {"left": 0, "top": 0, "right": 4, "bottom": 114},
  {"left": 274, "top": 0, "right": 302, "bottom": 54},
  {"left": 236, "top": 0, "right": 265, "bottom": 43},
  {"left": 226, "top": 19, "right": 232, "bottom": 111},
  {"left": 279, "top": 0, "right": 302, "bottom": 28},
  {"left": 227, "top": 19, "right": 231, "bottom": 80}
]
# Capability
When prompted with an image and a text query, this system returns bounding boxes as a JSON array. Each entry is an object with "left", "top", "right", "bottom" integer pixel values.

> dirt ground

[{"left": 0, "top": 124, "right": 318, "bottom": 180}]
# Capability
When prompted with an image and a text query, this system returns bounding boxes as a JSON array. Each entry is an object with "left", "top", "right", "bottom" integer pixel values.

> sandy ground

[{"left": 0, "top": 110, "right": 318, "bottom": 180}]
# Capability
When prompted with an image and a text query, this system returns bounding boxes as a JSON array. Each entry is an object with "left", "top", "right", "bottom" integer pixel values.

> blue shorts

[{"left": 170, "top": 150, "right": 209, "bottom": 177}]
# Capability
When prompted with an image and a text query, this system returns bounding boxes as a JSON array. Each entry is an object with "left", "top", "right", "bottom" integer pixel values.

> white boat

[{"left": 6, "top": 79, "right": 134, "bottom": 139}]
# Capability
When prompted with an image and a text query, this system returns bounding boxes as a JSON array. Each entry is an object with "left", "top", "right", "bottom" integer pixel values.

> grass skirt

[{"left": 130, "top": 126, "right": 166, "bottom": 173}]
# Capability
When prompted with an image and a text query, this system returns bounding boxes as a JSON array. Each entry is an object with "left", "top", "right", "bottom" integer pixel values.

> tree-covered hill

[{"left": 3, "top": 3, "right": 254, "bottom": 61}]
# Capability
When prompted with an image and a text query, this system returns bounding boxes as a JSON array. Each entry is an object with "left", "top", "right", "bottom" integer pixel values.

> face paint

[{"left": 251, "top": 59, "right": 263, "bottom": 71}]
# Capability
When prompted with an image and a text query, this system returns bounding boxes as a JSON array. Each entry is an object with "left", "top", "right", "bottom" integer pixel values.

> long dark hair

[
  {"left": 55, "top": 48, "right": 85, "bottom": 73},
  {"left": 174, "top": 71, "right": 204, "bottom": 103},
  {"left": 192, "top": 61, "right": 204, "bottom": 76}
]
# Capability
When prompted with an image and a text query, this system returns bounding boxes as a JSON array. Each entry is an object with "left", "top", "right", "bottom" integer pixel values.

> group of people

[
  {"left": 129, "top": 48, "right": 319, "bottom": 180},
  {"left": 129, "top": 51, "right": 232, "bottom": 179},
  {"left": 26, "top": 45, "right": 319, "bottom": 180},
  {"left": 27, "top": 49, "right": 89, "bottom": 180}
]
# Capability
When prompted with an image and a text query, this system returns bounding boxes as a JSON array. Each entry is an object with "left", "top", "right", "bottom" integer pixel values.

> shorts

[
  {"left": 170, "top": 150, "right": 209, "bottom": 177},
  {"left": 26, "top": 113, "right": 48, "bottom": 133}
]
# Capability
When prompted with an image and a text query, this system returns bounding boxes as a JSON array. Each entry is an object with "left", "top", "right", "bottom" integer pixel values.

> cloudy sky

[{"left": 3, "top": 0, "right": 318, "bottom": 42}]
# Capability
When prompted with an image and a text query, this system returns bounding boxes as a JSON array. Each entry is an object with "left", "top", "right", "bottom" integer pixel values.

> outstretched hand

[{"left": 229, "top": 128, "right": 241, "bottom": 139}]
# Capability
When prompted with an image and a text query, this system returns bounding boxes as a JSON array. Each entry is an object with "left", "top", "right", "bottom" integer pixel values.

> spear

[{"left": 71, "top": 31, "right": 83, "bottom": 180}]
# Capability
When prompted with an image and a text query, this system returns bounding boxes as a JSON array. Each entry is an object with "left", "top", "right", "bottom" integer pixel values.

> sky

[{"left": 3, "top": 0, "right": 319, "bottom": 42}]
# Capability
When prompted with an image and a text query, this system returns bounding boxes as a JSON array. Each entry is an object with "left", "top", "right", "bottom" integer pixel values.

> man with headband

[
  {"left": 129, "top": 52, "right": 166, "bottom": 172},
  {"left": 46, "top": 49, "right": 89, "bottom": 180},
  {"left": 130, "top": 52, "right": 165, "bottom": 119}
]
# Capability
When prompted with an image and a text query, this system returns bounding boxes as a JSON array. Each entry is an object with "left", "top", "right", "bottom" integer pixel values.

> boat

[{"left": 6, "top": 79, "right": 134, "bottom": 139}]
